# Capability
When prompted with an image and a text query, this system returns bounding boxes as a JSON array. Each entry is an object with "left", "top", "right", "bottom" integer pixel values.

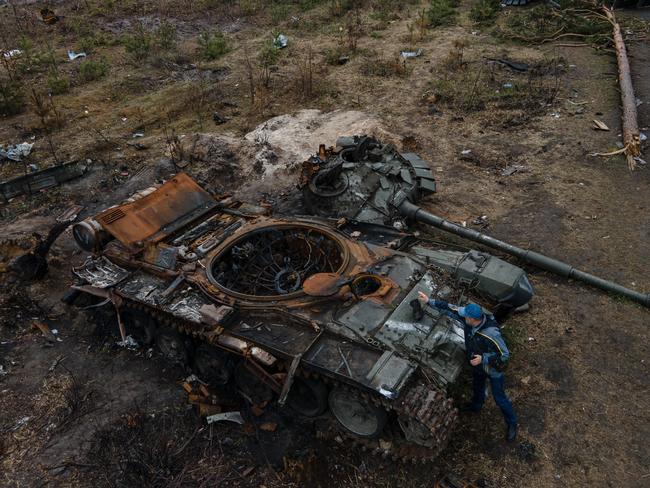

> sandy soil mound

[{"left": 243, "top": 109, "right": 396, "bottom": 178}]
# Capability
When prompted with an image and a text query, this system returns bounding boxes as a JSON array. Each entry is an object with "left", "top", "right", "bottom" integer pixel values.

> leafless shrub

[
  {"left": 165, "top": 126, "right": 186, "bottom": 170},
  {"left": 30, "top": 89, "right": 62, "bottom": 163}
]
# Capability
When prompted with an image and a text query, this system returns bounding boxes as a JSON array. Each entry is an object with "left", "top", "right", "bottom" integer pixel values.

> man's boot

[{"left": 506, "top": 423, "right": 517, "bottom": 442}]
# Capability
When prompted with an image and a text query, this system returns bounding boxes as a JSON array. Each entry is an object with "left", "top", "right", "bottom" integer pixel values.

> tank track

[
  {"left": 313, "top": 376, "right": 458, "bottom": 463},
  {"left": 119, "top": 301, "right": 458, "bottom": 462}
]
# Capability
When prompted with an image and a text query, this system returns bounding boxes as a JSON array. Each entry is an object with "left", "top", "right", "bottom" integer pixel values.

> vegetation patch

[
  {"left": 78, "top": 58, "right": 109, "bottom": 83},
  {"left": 426, "top": 0, "right": 457, "bottom": 27},
  {"left": 360, "top": 53, "right": 411, "bottom": 78},
  {"left": 470, "top": 0, "right": 501, "bottom": 25},
  {"left": 0, "top": 79, "right": 26, "bottom": 116},
  {"left": 47, "top": 74, "right": 70, "bottom": 95},
  {"left": 122, "top": 23, "right": 153, "bottom": 60},
  {"left": 198, "top": 31, "right": 229, "bottom": 61}
]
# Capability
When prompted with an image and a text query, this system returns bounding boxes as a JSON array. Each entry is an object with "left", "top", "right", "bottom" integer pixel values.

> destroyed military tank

[
  {"left": 65, "top": 163, "right": 533, "bottom": 461},
  {"left": 64, "top": 134, "right": 650, "bottom": 462}
]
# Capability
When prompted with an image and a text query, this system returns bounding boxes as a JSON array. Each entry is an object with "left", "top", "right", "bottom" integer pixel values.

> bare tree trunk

[{"left": 604, "top": 7, "right": 641, "bottom": 170}]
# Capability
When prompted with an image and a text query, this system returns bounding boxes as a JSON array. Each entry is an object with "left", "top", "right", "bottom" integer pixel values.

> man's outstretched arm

[{"left": 417, "top": 291, "right": 461, "bottom": 320}]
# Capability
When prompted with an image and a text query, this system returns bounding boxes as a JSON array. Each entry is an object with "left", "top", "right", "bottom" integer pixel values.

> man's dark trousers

[{"left": 470, "top": 368, "right": 517, "bottom": 426}]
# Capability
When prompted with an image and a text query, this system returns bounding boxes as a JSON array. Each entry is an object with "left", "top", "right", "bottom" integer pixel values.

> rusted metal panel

[{"left": 96, "top": 173, "right": 217, "bottom": 249}]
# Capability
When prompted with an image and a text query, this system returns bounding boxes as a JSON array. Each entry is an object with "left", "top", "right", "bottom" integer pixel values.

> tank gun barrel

[{"left": 397, "top": 199, "right": 650, "bottom": 308}]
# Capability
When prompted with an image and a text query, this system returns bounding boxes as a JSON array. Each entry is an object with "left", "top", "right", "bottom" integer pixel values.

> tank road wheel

[
  {"left": 121, "top": 308, "right": 156, "bottom": 346},
  {"left": 286, "top": 377, "right": 328, "bottom": 417},
  {"left": 234, "top": 364, "right": 273, "bottom": 405},
  {"left": 328, "top": 388, "right": 387, "bottom": 438},
  {"left": 398, "top": 415, "right": 436, "bottom": 448},
  {"left": 193, "top": 344, "right": 232, "bottom": 386},
  {"left": 155, "top": 328, "right": 190, "bottom": 365}
]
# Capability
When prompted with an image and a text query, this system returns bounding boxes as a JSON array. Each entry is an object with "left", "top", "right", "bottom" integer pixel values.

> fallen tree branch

[{"left": 603, "top": 7, "right": 642, "bottom": 170}]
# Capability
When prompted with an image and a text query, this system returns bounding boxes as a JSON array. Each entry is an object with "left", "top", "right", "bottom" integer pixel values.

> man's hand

[
  {"left": 417, "top": 291, "right": 429, "bottom": 304},
  {"left": 470, "top": 354, "right": 482, "bottom": 366}
]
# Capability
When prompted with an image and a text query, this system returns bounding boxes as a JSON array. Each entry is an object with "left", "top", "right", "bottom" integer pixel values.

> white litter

[
  {"left": 0, "top": 142, "right": 34, "bottom": 162},
  {"left": 67, "top": 50, "right": 87, "bottom": 60},
  {"left": 3, "top": 49, "right": 22, "bottom": 59},
  {"left": 117, "top": 335, "right": 139, "bottom": 349},
  {"left": 400, "top": 48, "right": 423, "bottom": 59}
]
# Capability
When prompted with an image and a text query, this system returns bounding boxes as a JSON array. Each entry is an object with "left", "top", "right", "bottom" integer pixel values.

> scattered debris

[
  {"left": 0, "top": 142, "right": 34, "bottom": 162},
  {"left": 400, "top": 48, "right": 423, "bottom": 59},
  {"left": 259, "top": 422, "right": 277, "bottom": 432},
  {"left": 503, "top": 0, "right": 532, "bottom": 5},
  {"left": 11, "top": 416, "right": 30, "bottom": 431},
  {"left": 33, "top": 321, "right": 58, "bottom": 343},
  {"left": 379, "top": 439, "right": 392, "bottom": 450},
  {"left": 0, "top": 365, "right": 7, "bottom": 376},
  {"left": 212, "top": 111, "right": 227, "bottom": 125},
  {"left": 57, "top": 204, "right": 85, "bottom": 223},
  {"left": 486, "top": 57, "right": 530, "bottom": 72},
  {"left": 132, "top": 132, "right": 144, "bottom": 138},
  {"left": 116, "top": 335, "right": 139, "bottom": 349},
  {"left": 0, "top": 160, "right": 89, "bottom": 202},
  {"left": 48, "top": 355, "right": 66, "bottom": 373},
  {"left": 127, "top": 141, "right": 148, "bottom": 151},
  {"left": 67, "top": 50, "right": 87, "bottom": 61},
  {"left": 337, "top": 55, "right": 350, "bottom": 65},
  {"left": 273, "top": 34, "right": 288, "bottom": 49},
  {"left": 472, "top": 215, "right": 489, "bottom": 228},
  {"left": 183, "top": 378, "right": 224, "bottom": 417},
  {"left": 2, "top": 49, "right": 21, "bottom": 59},
  {"left": 501, "top": 164, "right": 525, "bottom": 176},
  {"left": 206, "top": 411, "right": 244, "bottom": 425},
  {"left": 40, "top": 8, "right": 59, "bottom": 24},
  {"left": 565, "top": 99, "right": 587, "bottom": 115},
  {"left": 593, "top": 119, "right": 610, "bottom": 131}
]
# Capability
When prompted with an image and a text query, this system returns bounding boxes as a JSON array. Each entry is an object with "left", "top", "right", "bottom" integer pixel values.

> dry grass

[{"left": 424, "top": 55, "right": 563, "bottom": 123}]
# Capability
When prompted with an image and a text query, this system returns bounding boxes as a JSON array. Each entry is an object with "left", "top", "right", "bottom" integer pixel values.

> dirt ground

[{"left": 1, "top": 1, "right": 649, "bottom": 487}]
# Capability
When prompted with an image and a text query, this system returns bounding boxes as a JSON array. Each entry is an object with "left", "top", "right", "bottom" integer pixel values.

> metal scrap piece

[
  {"left": 0, "top": 161, "right": 88, "bottom": 202},
  {"left": 56, "top": 204, "right": 85, "bottom": 223},
  {"left": 73, "top": 256, "right": 129, "bottom": 288},
  {"left": 206, "top": 411, "right": 244, "bottom": 425}
]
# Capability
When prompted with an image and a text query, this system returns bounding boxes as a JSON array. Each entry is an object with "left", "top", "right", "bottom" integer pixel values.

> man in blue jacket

[{"left": 418, "top": 292, "right": 518, "bottom": 442}]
